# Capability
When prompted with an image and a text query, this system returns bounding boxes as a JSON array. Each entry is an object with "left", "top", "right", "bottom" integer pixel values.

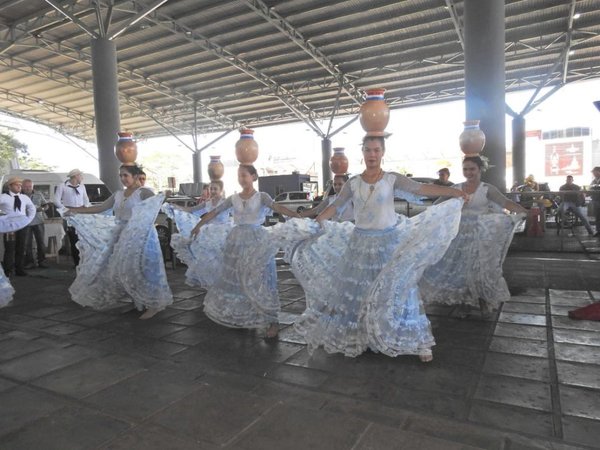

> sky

[{"left": 1, "top": 77, "right": 599, "bottom": 193}]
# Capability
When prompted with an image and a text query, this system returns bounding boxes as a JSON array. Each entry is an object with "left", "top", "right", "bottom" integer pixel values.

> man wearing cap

[
  {"left": 0, "top": 176, "right": 36, "bottom": 276},
  {"left": 54, "top": 169, "right": 90, "bottom": 266},
  {"left": 590, "top": 167, "right": 600, "bottom": 237},
  {"left": 433, "top": 168, "right": 453, "bottom": 187}
]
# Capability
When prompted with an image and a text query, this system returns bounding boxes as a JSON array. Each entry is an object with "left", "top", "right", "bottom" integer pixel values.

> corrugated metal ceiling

[{"left": 0, "top": 0, "right": 597, "bottom": 142}]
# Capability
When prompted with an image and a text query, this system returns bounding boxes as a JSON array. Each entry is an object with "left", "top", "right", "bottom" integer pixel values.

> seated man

[{"left": 558, "top": 175, "right": 594, "bottom": 234}]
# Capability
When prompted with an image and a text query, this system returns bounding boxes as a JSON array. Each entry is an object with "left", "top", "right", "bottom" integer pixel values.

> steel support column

[
  {"left": 193, "top": 151, "right": 202, "bottom": 184},
  {"left": 464, "top": 0, "right": 506, "bottom": 191},
  {"left": 512, "top": 115, "right": 526, "bottom": 186},
  {"left": 91, "top": 37, "right": 120, "bottom": 192},
  {"left": 321, "top": 138, "right": 332, "bottom": 190}
]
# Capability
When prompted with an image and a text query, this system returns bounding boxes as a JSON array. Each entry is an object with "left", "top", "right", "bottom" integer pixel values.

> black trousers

[
  {"left": 66, "top": 225, "right": 80, "bottom": 265},
  {"left": 3, "top": 227, "right": 27, "bottom": 275},
  {"left": 593, "top": 201, "right": 600, "bottom": 229},
  {"left": 24, "top": 223, "right": 46, "bottom": 265}
]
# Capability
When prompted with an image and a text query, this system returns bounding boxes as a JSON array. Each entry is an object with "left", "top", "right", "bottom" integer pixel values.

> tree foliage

[{"left": 0, "top": 130, "right": 54, "bottom": 174}]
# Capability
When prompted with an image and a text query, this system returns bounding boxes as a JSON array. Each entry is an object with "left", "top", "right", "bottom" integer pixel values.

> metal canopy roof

[{"left": 0, "top": 0, "right": 598, "bottom": 144}]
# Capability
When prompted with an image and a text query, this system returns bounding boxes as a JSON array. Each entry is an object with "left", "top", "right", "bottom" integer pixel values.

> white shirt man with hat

[
  {"left": 0, "top": 176, "right": 35, "bottom": 276},
  {"left": 54, "top": 169, "right": 91, "bottom": 266}
]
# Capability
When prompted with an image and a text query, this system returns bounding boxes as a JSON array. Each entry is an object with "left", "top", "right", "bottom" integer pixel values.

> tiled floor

[{"left": 0, "top": 236, "right": 599, "bottom": 449}]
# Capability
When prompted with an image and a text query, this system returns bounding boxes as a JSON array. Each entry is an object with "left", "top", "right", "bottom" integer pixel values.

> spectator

[
  {"left": 0, "top": 176, "right": 36, "bottom": 276},
  {"left": 21, "top": 179, "right": 49, "bottom": 269},
  {"left": 54, "top": 169, "right": 91, "bottom": 266},
  {"left": 558, "top": 175, "right": 594, "bottom": 235},
  {"left": 433, "top": 168, "right": 453, "bottom": 186}
]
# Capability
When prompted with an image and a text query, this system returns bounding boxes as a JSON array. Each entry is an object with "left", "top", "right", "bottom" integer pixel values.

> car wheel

[{"left": 296, "top": 206, "right": 305, "bottom": 213}]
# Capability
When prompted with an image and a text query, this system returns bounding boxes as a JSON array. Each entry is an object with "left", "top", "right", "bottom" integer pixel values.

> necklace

[{"left": 359, "top": 169, "right": 383, "bottom": 205}]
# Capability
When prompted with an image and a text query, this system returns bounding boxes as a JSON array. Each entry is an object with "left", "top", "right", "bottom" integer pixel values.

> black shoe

[
  {"left": 15, "top": 270, "right": 27, "bottom": 276},
  {"left": 38, "top": 261, "right": 49, "bottom": 268},
  {"left": 595, "top": 232, "right": 600, "bottom": 237},
  {"left": 23, "top": 263, "right": 36, "bottom": 270}
]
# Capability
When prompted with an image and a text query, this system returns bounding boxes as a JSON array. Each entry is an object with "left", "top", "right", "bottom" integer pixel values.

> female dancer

[
  {"left": 191, "top": 164, "right": 298, "bottom": 338},
  {"left": 289, "top": 135, "right": 467, "bottom": 361},
  {"left": 300, "top": 174, "right": 354, "bottom": 222},
  {"left": 420, "top": 156, "right": 526, "bottom": 317},
  {"left": 66, "top": 164, "right": 172, "bottom": 319},
  {"left": 165, "top": 179, "right": 232, "bottom": 287}
]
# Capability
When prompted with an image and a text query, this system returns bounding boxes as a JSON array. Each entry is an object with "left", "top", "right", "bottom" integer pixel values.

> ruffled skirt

[
  {"left": 68, "top": 195, "right": 173, "bottom": 311},
  {"left": 163, "top": 205, "right": 232, "bottom": 287},
  {"left": 280, "top": 199, "right": 463, "bottom": 357},
  {"left": 203, "top": 224, "right": 280, "bottom": 329},
  {"left": 420, "top": 212, "right": 521, "bottom": 309},
  {"left": 0, "top": 272, "right": 14, "bottom": 308}
]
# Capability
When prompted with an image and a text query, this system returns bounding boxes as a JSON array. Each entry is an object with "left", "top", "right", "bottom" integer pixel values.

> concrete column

[
  {"left": 512, "top": 115, "right": 526, "bottom": 186},
  {"left": 321, "top": 138, "right": 332, "bottom": 190},
  {"left": 91, "top": 38, "right": 121, "bottom": 192},
  {"left": 464, "top": 0, "right": 506, "bottom": 191},
  {"left": 193, "top": 151, "right": 202, "bottom": 184}
]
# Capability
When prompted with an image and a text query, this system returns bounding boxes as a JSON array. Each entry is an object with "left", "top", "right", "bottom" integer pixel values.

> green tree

[{"left": 0, "top": 130, "right": 54, "bottom": 175}]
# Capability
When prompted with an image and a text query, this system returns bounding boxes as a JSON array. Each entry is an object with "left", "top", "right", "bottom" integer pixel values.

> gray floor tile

[
  {"left": 84, "top": 365, "right": 203, "bottom": 422},
  {"left": 354, "top": 423, "right": 484, "bottom": 450},
  {"left": 489, "top": 336, "right": 548, "bottom": 358},
  {"left": 552, "top": 316, "right": 600, "bottom": 332},
  {"left": 0, "top": 345, "right": 99, "bottom": 381},
  {"left": 0, "top": 406, "right": 130, "bottom": 450},
  {"left": 468, "top": 401, "right": 554, "bottom": 437},
  {"left": 562, "top": 415, "right": 600, "bottom": 448},
  {"left": 265, "top": 364, "right": 329, "bottom": 388},
  {"left": 474, "top": 375, "right": 552, "bottom": 411},
  {"left": 509, "top": 295, "right": 546, "bottom": 304},
  {"left": 41, "top": 322, "right": 87, "bottom": 335},
  {"left": 553, "top": 328, "right": 600, "bottom": 346},
  {"left": 493, "top": 323, "right": 547, "bottom": 341},
  {"left": 0, "top": 376, "right": 17, "bottom": 393},
  {"left": 0, "top": 386, "right": 69, "bottom": 437},
  {"left": 498, "top": 312, "right": 547, "bottom": 326},
  {"left": 151, "top": 384, "right": 278, "bottom": 446},
  {"left": 554, "top": 342, "right": 600, "bottom": 364},
  {"left": 557, "top": 361, "right": 600, "bottom": 389},
  {"left": 560, "top": 385, "right": 600, "bottom": 420},
  {"left": 483, "top": 353, "right": 550, "bottom": 382},
  {"left": 502, "top": 302, "right": 546, "bottom": 315},
  {"left": 100, "top": 423, "right": 210, "bottom": 450},
  {"left": 32, "top": 354, "right": 149, "bottom": 399},
  {"left": 233, "top": 403, "right": 370, "bottom": 450},
  {"left": 0, "top": 338, "right": 49, "bottom": 362}
]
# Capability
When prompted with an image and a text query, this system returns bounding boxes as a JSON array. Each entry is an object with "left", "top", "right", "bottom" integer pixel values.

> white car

[{"left": 273, "top": 191, "right": 314, "bottom": 213}]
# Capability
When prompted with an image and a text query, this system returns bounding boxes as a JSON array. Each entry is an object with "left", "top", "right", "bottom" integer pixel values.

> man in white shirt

[
  {"left": 0, "top": 176, "right": 36, "bottom": 276},
  {"left": 54, "top": 169, "right": 90, "bottom": 266}
]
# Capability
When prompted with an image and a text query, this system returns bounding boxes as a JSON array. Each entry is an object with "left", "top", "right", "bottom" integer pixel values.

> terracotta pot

[
  {"left": 208, "top": 155, "right": 224, "bottom": 181},
  {"left": 459, "top": 120, "right": 486, "bottom": 156},
  {"left": 235, "top": 129, "right": 259, "bottom": 164},
  {"left": 330, "top": 148, "right": 348, "bottom": 175},
  {"left": 115, "top": 131, "right": 137, "bottom": 165},
  {"left": 359, "top": 88, "right": 390, "bottom": 134}
]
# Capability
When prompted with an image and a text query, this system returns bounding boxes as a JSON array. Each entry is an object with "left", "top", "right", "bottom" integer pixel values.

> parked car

[
  {"left": 273, "top": 191, "right": 314, "bottom": 213},
  {"left": 395, "top": 176, "right": 437, "bottom": 217}
]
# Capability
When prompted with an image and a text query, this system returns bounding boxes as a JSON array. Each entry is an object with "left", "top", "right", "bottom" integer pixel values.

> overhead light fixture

[
  {"left": 569, "top": 50, "right": 575, "bottom": 55},
  {"left": 573, "top": 13, "right": 581, "bottom": 19},
  {"left": 185, "top": 31, "right": 192, "bottom": 36}
]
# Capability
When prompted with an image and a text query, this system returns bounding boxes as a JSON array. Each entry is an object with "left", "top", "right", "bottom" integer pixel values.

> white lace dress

[
  {"left": 68, "top": 189, "right": 173, "bottom": 311},
  {"left": 202, "top": 192, "right": 282, "bottom": 329},
  {"left": 277, "top": 173, "right": 463, "bottom": 358},
  {"left": 420, "top": 182, "right": 522, "bottom": 309},
  {"left": 0, "top": 214, "right": 35, "bottom": 307},
  {"left": 164, "top": 199, "right": 233, "bottom": 287}
]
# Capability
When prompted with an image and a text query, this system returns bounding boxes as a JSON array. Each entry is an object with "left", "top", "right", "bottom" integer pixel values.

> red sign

[{"left": 545, "top": 141, "right": 583, "bottom": 176}]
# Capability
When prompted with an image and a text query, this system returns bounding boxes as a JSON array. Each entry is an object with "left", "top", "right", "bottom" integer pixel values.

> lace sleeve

[
  {"left": 331, "top": 180, "right": 353, "bottom": 209},
  {"left": 260, "top": 192, "right": 274, "bottom": 209},
  {"left": 139, "top": 188, "right": 154, "bottom": 201},
  {"left": 486, "top": 184, "right": 509, "bottom": 207},
  {"left": 189, "top": 201, "right": 207, "bottom": 212},
  {"left": 210, "top": 196, "right": 233, "bottom": 215},
  {"left": 391, "top": 172, "right": 421, "bottom": 194}
]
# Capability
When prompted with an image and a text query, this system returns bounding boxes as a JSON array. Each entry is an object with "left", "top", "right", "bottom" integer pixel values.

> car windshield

[{"left": 86, "top": 184, "right": 112, "bottom": 203}]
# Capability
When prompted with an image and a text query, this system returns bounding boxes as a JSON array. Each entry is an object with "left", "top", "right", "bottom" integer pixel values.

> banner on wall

[{"left": 545, "top": 141, "right": 583, "bottom": 177}]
